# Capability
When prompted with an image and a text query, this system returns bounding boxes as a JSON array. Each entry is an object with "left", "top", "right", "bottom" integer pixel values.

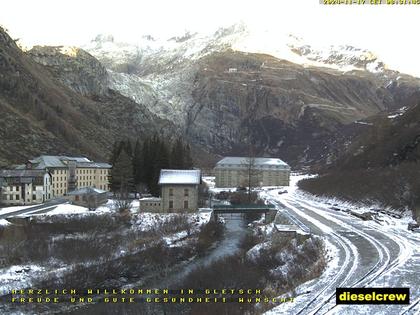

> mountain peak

[{"left": 92, "top": 34, "right": 115, "bottom": 44}]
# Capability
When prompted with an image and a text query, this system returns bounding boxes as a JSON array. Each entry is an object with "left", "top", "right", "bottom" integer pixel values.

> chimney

[{"left": 68, "top": 160, "right": 77, "bottom": 192}]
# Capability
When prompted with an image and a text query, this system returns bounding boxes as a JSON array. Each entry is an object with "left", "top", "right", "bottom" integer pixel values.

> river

[
  {"left": 58, "top": 214, "right": 255, "bottom": 315},
  {"left": 160, "top": 214, "right": 251, "bottom": 288}
]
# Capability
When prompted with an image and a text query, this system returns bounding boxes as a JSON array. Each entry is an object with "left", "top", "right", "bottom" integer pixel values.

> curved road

[{"left": 263, "top": 182, "right": 420, "bottom": 315}]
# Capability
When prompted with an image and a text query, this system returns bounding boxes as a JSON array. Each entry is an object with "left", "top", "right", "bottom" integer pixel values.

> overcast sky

[{"left": 1, "top": 0, "right": 419, "bottom": 76}]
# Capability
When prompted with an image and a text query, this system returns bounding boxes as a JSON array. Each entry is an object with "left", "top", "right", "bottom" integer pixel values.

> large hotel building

[
  {"left": 214, "top": 157, "right": 290, "bottom": 188},
  {"left": 0, "top": 155, "right": 111, "bottom": 206}
]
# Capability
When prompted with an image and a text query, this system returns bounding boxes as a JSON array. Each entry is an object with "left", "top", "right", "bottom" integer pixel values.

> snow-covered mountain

[
  {"left": 77, "top": 24, "right": 420, "bottom": 166},
  {"left": 84, "top": 24, "right": 389, "bottom": 75}
]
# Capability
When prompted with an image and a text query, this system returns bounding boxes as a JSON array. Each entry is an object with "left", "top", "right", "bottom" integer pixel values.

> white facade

[{"left": 0, "top": 171, "right": 52, "bottom": 206}]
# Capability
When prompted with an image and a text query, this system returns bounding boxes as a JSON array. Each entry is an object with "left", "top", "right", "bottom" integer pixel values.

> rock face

[
  {"left": 0, "top": 27, "right": 177, "bottom": 167},
  {"left": 298, "top": 93, "right": 420, "bottom": 220},
  {"left": 84, "top": 27, "right": 420, "bottom": 167},
  {"left": 4, "top": 24, "right": 419, "bottom": 169},
  {"left": 27, "top": 46, "right": 109, "bottom": 96},
  {"left": 186, "top": 52, "right": 392, "bottom": 163}
]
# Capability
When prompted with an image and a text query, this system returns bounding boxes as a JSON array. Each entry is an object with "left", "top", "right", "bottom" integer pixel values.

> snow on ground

[
  {"left": 210, "top": 187, "right": 238, "bottom": 194},
  {"left": 10, "top": 199, "right": 141, "bottom": 218},
  {"left": 163, "top": 230, "right": 189, "bottom": 247},
  {"left": 246, "top": 241, "right": 270, "bottom": 262},
  {"left": 388, "top": 106, "right": 408, "bottom": 119},
  {"left": 263, "top": 173, "right": 420, "bottom": 314},
  {"left": 132, "top": 210, "right": 211, "bottom": 233},
  {"left": 0, "top": 205, "right": 33, "bottom": 216},
  {"left": 0, "top": 219, "right": 11, "bottom": 226},
  {"left": 197, "top": 208, "right": 212, "bottom": 225},
  {"left": 202, "top": 176, "right": 215, "bottom": 189},
  {"left": 0, "top": 265, "right": 45, "bottom": 294},
  {"left": 39, "top": 204, "right": 90, "bottom": 216},
  {"left": 265, "top": 238, "right": 341, "bottom": 315}
]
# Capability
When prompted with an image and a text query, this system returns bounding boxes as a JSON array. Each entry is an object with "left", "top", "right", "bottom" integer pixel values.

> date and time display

[{"left": 322, "top": 0, "right": 420, "bottom": 4}]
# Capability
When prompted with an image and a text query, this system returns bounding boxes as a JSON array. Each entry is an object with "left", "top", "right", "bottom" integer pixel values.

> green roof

[{"left": 213, "top": 204, "right": 275, "bottom": 209}]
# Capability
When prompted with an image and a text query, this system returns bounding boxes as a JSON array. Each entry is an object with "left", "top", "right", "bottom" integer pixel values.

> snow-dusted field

[
  {"left": 0, "top": 199, "right": 141, "bottom": 219},
  {"left": 262, "top": 174, "right": 420, "bottom": 315},
  {"left": 0, "top": 204, "right": 212, "bottom": 309},
  {"left": 0, "top": 205, "right": 34, "bottom": 217}
]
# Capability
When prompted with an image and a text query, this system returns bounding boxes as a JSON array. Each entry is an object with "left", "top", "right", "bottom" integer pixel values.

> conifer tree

[
  {"left": 133, "top": 139, "right": 142, "bottom": 185},
  {"left": 184, "top": 143, "right": 193, "bottom": 169},
  {"left": 110, "top": 149, "right": 135, "bottom": 193},
  {"left": 170, "top": 138, "right": 185, "bottom": 169}
]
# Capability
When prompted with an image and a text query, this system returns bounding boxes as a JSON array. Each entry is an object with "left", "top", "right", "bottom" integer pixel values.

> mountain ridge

[
  {"left": 82, "top": 26, "right": 420, "bottom": 166},
  {"left": 0, "top": 27, "right": 178, "bottom": 167}
]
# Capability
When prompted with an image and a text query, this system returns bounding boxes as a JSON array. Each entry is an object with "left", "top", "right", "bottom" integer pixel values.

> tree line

[{"left": 109, "top": 135, "right": 193, "bottom": 196}]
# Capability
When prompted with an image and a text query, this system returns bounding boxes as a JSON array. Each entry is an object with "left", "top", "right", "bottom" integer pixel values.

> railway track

[
  {"left": 266, "top": 192, "right": 418, "bottom": 315},
  {"left": 400, "top": 297, "right": 420, "bottom": 315}
]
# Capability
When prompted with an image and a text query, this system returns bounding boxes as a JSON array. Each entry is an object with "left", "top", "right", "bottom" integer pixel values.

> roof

[
  {"left": 0, "top": 169, "right": 48, "bottom": 178},
  {"left": 66, "top": 187, "right": 107, "bottom": 195},
  {"left": 275, "top": 224, "right": 300, "bottom": 232},
  {"left": 140, "top": 197, "right": 162, "bottom": 202},
  {"left": 20, "top": 155, "right": 111, "bottom": 169},
  {"left": 215, "top": 157, "right": 290, "bottom": 169},
  {"left": 158, "top": 169, "right": 201, "bottom": 185}
]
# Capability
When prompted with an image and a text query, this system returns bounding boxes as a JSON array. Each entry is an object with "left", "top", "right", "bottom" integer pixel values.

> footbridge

[{"left": 212, "top": 204, "right": 276, "bottom": 214}]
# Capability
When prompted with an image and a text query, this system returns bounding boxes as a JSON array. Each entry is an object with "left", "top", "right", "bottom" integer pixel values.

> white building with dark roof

[
  {"left": 158, "top": 169, "right": 201, "bottom": 212},
  {"left": 214, "top": 157, "right": 290, "bottom": 188},
  {"left": 0, "top": 169, "right": 52, "bottom": 206}
]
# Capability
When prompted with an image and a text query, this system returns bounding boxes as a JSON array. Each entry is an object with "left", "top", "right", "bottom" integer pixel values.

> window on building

[
  {"left": 184, "top": 200, "right": 188, "bottom": 209},
  {"left": 32, "top": 194, "right": 36, "bottom": 201},
  {"left": 15, "top": 195, "right": 19, "bottom": 200},
  {"left": 16, "top": 186, "right": 19, "bottom": 192},
  {"left": 169, "top": 188, "right": 173, "bottom": 196},
  {"left": 184, "top": 189, "right": 189, "bottom": 197},
  {"left": 169, "top": 200, "right": 174, "bottom": 209}
]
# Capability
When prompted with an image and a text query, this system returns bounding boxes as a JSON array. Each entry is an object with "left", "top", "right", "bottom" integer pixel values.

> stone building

[
  {"left": 158, "top": 169, "right": 201, "bottom": 212},
  {"left": 0, "top": 170, "right": 52, "bottom": 206},
  {"left": 65, "top": 187, "right": 108, "bottom": 208},
  {"left": 139, "top": 197, "right": 163, "bottom": 212},
  {"left": 214, "top": 157, "right": 290, "bottom": 188},
  {"left": 15, "top": 155, "right": 111, "bottom": 198}
]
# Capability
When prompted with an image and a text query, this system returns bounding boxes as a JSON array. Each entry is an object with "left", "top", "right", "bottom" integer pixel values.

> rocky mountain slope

[
  {"left": 299, "top": 92, "right": 420, "bottom": 220},
  {"left": 2, "top": 24, "right": 420, "bottom": 170},
  {"left": 83, "top": 25, "right": 420, "bottom": 167},
  {"left": 0, "top": 27, "right": 176, "bottom": 167}
]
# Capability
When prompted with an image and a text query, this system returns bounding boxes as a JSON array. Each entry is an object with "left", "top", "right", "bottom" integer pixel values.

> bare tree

[
  {"left": 240, "top": 156, "right": 261, "bottom": 202},
  {"left": 114, "top": 187, "right": 132, "bottom": 213}
]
